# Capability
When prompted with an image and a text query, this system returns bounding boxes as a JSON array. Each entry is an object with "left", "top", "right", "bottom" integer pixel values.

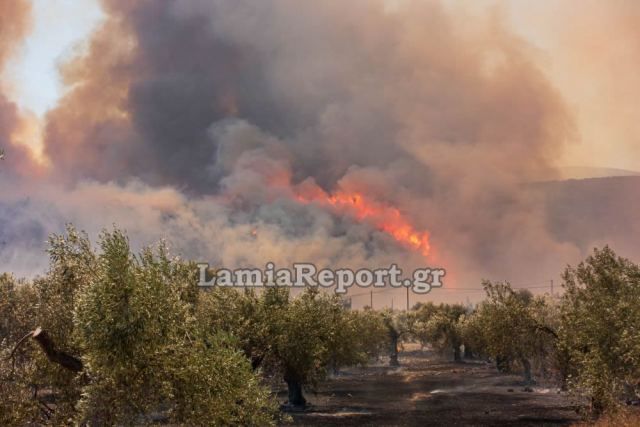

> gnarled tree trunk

[
  {"left": 453, "top": 344, "right": 461, "bottom": 362},
  {"left": 284, "top": 372, "right": 306, "bottom": 408},
  {"left": 389, "top": 333, "right": 400, "bottom": 367},
  {"left": 496, "top": 355, "right": 510, "bottom": 372}
]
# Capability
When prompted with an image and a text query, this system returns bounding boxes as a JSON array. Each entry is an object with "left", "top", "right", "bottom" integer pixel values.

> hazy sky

[
  {"left": 3, "top": 0, "right": 103, "bottom": 115},
  {"left": 4, "top": 0, "right": 639, "bottom": 172},
  {"left": 505, "top": 0, "right": 640, "bottom": 171},
  {"left": 2, "top": 0, "right": 639, "bottom": 306}
]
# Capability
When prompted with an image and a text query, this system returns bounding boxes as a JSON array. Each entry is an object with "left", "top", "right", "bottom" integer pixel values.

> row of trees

[
  {"left": 384, "top": 246, "right": 640, "bottom": 416},
  {"left": 1, "top": 227, "right": 391, "bottom": 425},
  {"left": 1, "top": 225, "right": 639, "bottom": 423}
]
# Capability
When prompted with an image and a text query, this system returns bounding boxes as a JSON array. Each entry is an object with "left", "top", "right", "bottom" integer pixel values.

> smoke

[
  {"left": 3, "top": 0, "right": 638, "bottom": 304},
  {"left": 0, "top": 1, "right": 32, "bottom": 66},
  {"left": 0, "top": 0, "right": 39, "bottom": 179},
  {"left": 505, "top": 0, "right": 640, "bottom": 172}
]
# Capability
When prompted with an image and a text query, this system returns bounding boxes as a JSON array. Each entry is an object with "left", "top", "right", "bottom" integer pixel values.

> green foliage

[
  {"left": 408, "top": 303, "right": 468, "bottom": 361},
  {"left": 196, "top": 287, "right": 273, "bottom": 369},
  {"left": 0, "top": 274, "right": 37, "bottom": 342},
  {"left": 1, "top": 227, "right": 92, "bottom": 425},
  {"left": 0, "top": 275, "right": 41, "bottom": 425},
  {"left": 5, "top": 224, "right": 639, "bottom": 422},
  {"left": 349, "top": 308, "right": 388, "bottom": 361},
  {"left": 408, "top": 302, "right": 438, "bottom": 349},
  {"left": 73, "top": 229, "right": 277, "bottom": 425},
  {"left": 197, "top": 286, "right": 383, "bottom": 407},
  {"left": 469, "top": 282, "right": 555, "bottom": 382},
  {"left": 430, "top": 305, "right": 466, "bottom": 360},
  {"left": 558, "top": 246, "right": 640, "bottom": 414},
  {"left": 0, "top": 227, "right": 278, "bottom": 425}
]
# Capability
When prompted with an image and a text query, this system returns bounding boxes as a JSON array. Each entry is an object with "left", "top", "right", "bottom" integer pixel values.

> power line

[
  {"left": 349, "top": 287, "right": 394, "bottom": 298},
  {"left": 347, "top": 281, "right": 553, "bottom": 298},
  {"left": 438, "top": 285, "right": 550, "bottom": 291}
]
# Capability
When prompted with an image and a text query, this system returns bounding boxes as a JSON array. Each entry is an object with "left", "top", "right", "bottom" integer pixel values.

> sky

[
  {"left": 2, "top": 0, "right": 103, "bottom": 157},
  {"left": 1, "top": 0, "right": 639, "bottom": 306},
  {"left": 5, "top": 0, "right": 639, "bottom": 173},
  {"left": 4, "top": 0, "right": 103, "bottom": 116},
  {"left": 504, "top": 0, "right": 640, "bottom": 171}
]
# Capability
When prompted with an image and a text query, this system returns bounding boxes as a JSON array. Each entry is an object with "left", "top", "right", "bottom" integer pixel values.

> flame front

[{"left": 296, "top": 189, "right": 431, "bottom": 258}]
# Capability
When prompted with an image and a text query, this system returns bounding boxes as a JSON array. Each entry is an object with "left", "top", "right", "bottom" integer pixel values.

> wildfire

[{"left": 296, "top": 189, "right": 431, "bottom": 258}]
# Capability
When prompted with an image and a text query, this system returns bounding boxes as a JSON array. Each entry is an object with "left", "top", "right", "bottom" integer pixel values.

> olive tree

[
  {"left": 2, "top": 227, "right": 278, "bottom": 425},
  {"left": 349, "top": 308, "right": 389, "bottom": 362},
  {"left": 408, "top": 302, "right": 438, "bottom": 350},
  {"left": 73, "top": 229, "right": 277, "bottom": 425},
  {"left": 558, "top": 246, "right": 640, "bottom": 415},
  {"left": 198, "top": 286, "right": 382, "bottom": 407},
  {"left": 471, "top": 281, "right": 556, "bottom": 383},
  {"left": 1, "top": 227, "right": 94, "bottom": 425},
  {"left": 381, "top": 309, "right": 411, "bottom": 366},
  {"left": 1, "top": 275, "right": 41, "bottom": 425},
  {"left": 423, "top": 304, "right": 467, "bottom": 361}
]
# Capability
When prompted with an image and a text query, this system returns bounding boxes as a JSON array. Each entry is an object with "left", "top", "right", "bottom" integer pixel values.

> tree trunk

[
  {"left": 284, "top": 373, "right": 306, "bottom": 407},
  {"left": 496, "top": 355, "right": 509, "bottom": 372},
  {"left": 250, "top": 354, "right": 264, "bottom": 370},
  {"left": 389, "top": 334, "right": 399, "bottom": 367},
  {"left": 557, "top": 351, "right": 571, "bottom": 391},
  {"left": 453, "top": 343, "right": 462, "bottom": 362},
  {"left": 463, "top": 344, "right": 474, "bottom": 359},
  {"left": 590, "top": 395, "right": 605, "bottom": 417},
  {"left": 521, "top": 357, "right": 532, "bottom": 384}
]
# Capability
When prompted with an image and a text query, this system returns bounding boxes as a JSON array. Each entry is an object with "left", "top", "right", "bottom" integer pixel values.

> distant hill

[
  {"left": 558, "top": 166, "right": 640, "bottom": 180},
  {"left": 530, "top": 176, "right": 640, "bottom": 256}
]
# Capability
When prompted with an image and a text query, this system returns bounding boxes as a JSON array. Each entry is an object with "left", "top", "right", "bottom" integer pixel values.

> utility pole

[
  {"left": 550, "top": 279, "right": 554, "bottom": 296},
  {"left": 406, "top": 286, "right": 410, "bottom": 311},
  {"left": 370, "top": 290, "right": 373, "bottom": 309},
  {"left": 391, "top": 298, "right": 394, "bottom": 311}
]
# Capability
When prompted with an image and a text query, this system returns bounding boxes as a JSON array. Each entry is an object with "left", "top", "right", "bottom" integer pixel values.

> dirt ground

[{"left": 280, "top": 346, "right": 583, "bottom": 427}]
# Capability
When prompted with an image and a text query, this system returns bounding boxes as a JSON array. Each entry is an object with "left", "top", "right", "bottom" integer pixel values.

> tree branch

[
  {"left": 31, "top": 327, "right": 83, "bottom": 373},
  {"left": 534, "top": 323, "right": 559, "bottom": 340}
]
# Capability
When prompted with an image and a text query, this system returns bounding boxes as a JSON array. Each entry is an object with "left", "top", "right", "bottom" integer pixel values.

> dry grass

[{"left": 572, "top": 410, "right": 640, "bottom": 427}]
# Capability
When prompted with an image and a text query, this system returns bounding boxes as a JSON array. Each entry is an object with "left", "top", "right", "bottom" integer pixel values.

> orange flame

[{"left": 296, "top": 189, "right": 431, "bottom": 258}]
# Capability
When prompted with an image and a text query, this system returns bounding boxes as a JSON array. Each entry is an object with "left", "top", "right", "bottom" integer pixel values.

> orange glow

[
  {"left": 10, "top": 111, "right": 49, "bottom": 167},
  {"left": 296, "top": 189, "right": 431, "bottom": 258}
]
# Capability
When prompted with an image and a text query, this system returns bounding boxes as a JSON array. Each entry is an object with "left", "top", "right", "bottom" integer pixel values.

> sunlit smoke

[
  {"left": 296, "top": 188, "right": 431, "bottom": 259},
  {"left": 2, "top": 0, "right": 640, "bottom": 306}
]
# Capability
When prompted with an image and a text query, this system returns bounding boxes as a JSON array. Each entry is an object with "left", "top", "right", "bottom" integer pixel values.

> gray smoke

[{"left": 3, "top": 1, "right": 638, "bottom": 305}]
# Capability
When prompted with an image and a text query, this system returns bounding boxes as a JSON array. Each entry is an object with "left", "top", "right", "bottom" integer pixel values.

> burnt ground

[{"left": 279, "top": 346, "right": 583, "bottom": 427}]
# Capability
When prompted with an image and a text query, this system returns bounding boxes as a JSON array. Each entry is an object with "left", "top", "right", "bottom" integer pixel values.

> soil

[{"left": 280, "top": 346, "right": 583, "bottom": 426}]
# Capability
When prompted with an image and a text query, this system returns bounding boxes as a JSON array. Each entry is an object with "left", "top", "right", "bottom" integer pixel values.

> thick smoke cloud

[
  {"left": 0, "top": 0, "right": 38, "bottom": 179},
  {"left": 0, "top": 1, "right": 31, "bottom": 67},
  {"left": 509, "top": 0, "right": 640, "bottom": 171},
  {"left": 2, "top": 0, "right": 638, "bottom": 304},
  {"left": 44, "top": 1, "right": 569, "bottom": 189}
]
